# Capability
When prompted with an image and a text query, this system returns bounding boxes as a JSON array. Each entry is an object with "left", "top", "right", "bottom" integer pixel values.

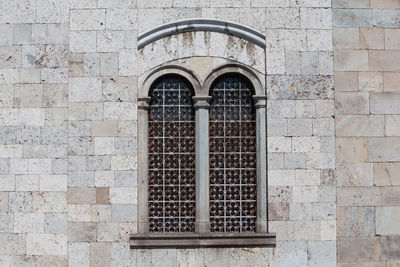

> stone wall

[
  {"left": 5, "top": 0, "right": 398, "bottom": 266},
  {"left": 333, "top": 0, "right": 400, "bottom": 265}
]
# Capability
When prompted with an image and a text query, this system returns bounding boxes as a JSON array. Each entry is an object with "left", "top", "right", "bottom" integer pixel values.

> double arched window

[{"left": 135, "top": 65, "right": 268, "bottom": 244}]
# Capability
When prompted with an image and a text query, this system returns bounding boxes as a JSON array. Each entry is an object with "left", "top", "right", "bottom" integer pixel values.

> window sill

[{"left": 130, "top": 232, "right": 276, "bottom": 249}]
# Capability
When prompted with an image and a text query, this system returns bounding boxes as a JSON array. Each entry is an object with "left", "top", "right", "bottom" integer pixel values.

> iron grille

[
  {"left": 209, "top": 75, "right": 257, "bottom": 232},
  {"left": 148, "top": 76, "right": 195, "bottom": 233}
]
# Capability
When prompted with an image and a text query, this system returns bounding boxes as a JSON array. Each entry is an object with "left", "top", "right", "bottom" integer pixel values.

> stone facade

[
  {"left": 333, "top": 0, "right": 400, "bottom": 266},
  {"left": 0, "top": 0, "right": 397, "bottom": 266}
]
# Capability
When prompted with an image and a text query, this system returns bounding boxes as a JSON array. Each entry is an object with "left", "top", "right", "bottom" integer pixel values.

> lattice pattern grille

[
  {"left": 148, "top": 76, "right": 195, "bottom": 233},
  {"left": 209, "top": 75, "right": 257, "bottom": 232}
]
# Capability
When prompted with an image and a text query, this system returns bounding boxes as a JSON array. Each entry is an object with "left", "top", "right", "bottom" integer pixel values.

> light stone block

[
  {"left": 319, "top": 52, "right": 334, "bottom": 75},
  {"left": 334, "top": 72, "right": 358, "bottom": 92},
  {"left": 292, "top": 137, "right": 320, "bottom": 153},
  {"left": 371, "top": 93, "right": 400, "bottom": 114},
  {"left": 111, "top": 204, "right": 137, "bottom": 222},
  {"left": 321, "top": 221, "right": 336, "bottom": 241},
  {"left": 335, "top": 92, "right": 369, "bottom": 115},
  {"left": 373, "top": 10, "right": 400, "bottom": 28},
  {"left": 0, "top": 175, "right": 15, "bottom": 191},
  {"left": 336, "top": 115, "right": 385, "bottom": 137},
  {"left": 0, "top": 25, "right": 13, "bottom": 45},
  {"left": 336, "top": 137, "right": 368, "bottom": 163},
  {"left": 15, "top": 175, "right": 39, "bottom": 191},
  {"left": 337, "top": 207, "right": 375, "bottom": 237},
  {"left": 265, "top": 8, "right": 299, "bottom": 29},
  {"left": 70, "top": 9, "right": 105, "bottom": 31},
  {"left": 333, "top": 28, "right": 360, "bottom": 50},
  {"left": 109, "top": 187, "right": 137, "bottom": 204},
  {"left": 14, "top": 213, "right": 44, "bottom": 233},
  {"left": 91, "top": 205, "right": 112, "bottom": 221},
  {"left": 300, "top": 8, "right": 332, "bottom": 29},
  {"left": 106, "top": 9, "right": 137, "bottom": 30},
  {"left": 44, "top": 213, "right": 67, "bottom": 234},
  {"left": 307, "top": 152, "right": 335, "bottom": 169},
  {"left": 333, "top": 9, "right": 372, "bottom": 27},
  {"left": 32, "top": 192, "right": 67, "bottom": 212},
  {"left": 292, "top": 185, "right": 318, "bottom": 202},
  {"left": 337, "top": 187, "right": 381, "bottom": 207},
  {"left": 358, "top": 72, "right": 383, "bottom": 92},
  {"left": 39, "top": 175, "right": 67, "bottom": 191},
  {"left": 382, "top": 187, "right": 400, "bottom": 206},
  {"left": 268, "top": 170, "right": 296, "bottom": 187},
  {"left": 374, "top": 163, "right": 400, "bottom": 186},
  {"left": 69, "top": 31, "right": 97, "bottom": 53},
  {"left": 294, "top": 221, "right": 321, "bottom": 240},
  {"left": 0, "top": 69, "right": 18, "bottom": 84},
  {"left": 368, "top": 137, "right": 400, "bottom": 162},
  {"left": 69, "top": 77, "right": 102, "bottom": 102},
  {"left": 268, "top": 137, "right": 292, "bottom": 152},
  {"left": 290, "top": 202, "right": 312, "bottom": 221},
  {"left": 0, "top": 109, "right": 19, "bottom": 126},
  {"left": 307, "top": 30, "right": 332, "bottom": 51},
  {"left": 381, "top": 236, "right": 400, "bottom": 261},
  {"left": 334, "top": 50, "right": 368, "bottom": 72},
  {"left": 336, "top": 163, "right": 373, "bottom": 186},
  {"left": 267, "top": 50, "right": 285, "bottom": 75},
  {"left": 68, "top": 242, "right": 90, "bottom": 267},
  {"left": 68, "top": 205, "right": 91, "bottom": 222},
  {"left": 385, "top": 29, "right": 400, "bottom": 50},
  {"left": 104, "top": 102, "right": 137, "bottom": 120},
  {"left": 272, "top": 241, "right": 307, "bottom": 266},
  {"left": 386, "top": 115, "right": 400, "bottom": 136},
  {"left": 26, "top": 234, "right": 67, "bottom": 255},
  {"left": 360, "top": 28, "right": 384, "bottom": 50},
  {"left": 111, "top": 155, "right": 137, "bottom": 170},
  {"left": 94, "top": 137, "right": 115, "bottom": 155},
  {"left": 279, "top": 29, "right": 307, "bottom": 50},
  {"left": 312, "top": 118, "right": 334, "bottom": 136},
  {"left": 312, "top": 202, "right": 336, "bottom": 220},
  {"left": 369, "top": 51, "right": 400, "bottom": 72},
  {"left": 295, "top": 169, "right": 320, "bottom": 185},
  {"left": 36, "top": 0, "right": 69, "bottom": 23},
  {"left": 308, "top": 241, "right": 336, "bottom": 267}
]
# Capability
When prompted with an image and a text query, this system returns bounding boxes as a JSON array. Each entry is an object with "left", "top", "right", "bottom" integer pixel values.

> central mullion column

[
  {"left": 193, "top": 96, "right": 212, "bottom": 233},
  {"left": 253, "top": 95, "right": 267, "bottom": 233}
]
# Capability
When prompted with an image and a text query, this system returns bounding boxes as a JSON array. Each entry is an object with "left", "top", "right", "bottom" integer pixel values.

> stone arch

[
  {"left": 138, "top": 18, "right": 266, "bottom": 50},
  {"left": 202, "top": 63, "right": 264, "bottom": 96},
  {"left": 139, "top": 65, "right": 202, "bottom": 97}
]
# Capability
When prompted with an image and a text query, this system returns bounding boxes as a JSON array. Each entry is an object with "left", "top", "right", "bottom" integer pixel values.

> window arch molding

[{"left": 135, "top": 64, "right": 270, "bottom": 246}]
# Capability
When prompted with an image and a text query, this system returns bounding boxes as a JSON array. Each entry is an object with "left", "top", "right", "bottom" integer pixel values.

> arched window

[
  {"left": 148, "top": 75, "right": 196, "bottom": 233},
  {"left": 209, "top": 74, "right": 257, "bottom": 232}
]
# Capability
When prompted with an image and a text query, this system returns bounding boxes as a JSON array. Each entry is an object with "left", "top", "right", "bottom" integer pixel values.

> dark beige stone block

[
  {"left": 96, "top": 187, "right": 109, "bottom": 204},
  {"left": 382, "top": 236, "right": 400, "bottom": 260},
  {"left": 338, "top": 237, "right": 381, "bottom": 262},
  {"left": 68, "top": 222, "right": 97, "bottom": 242},
  {"left": 67, "top": 188, "right": 96, "bottom": 204}
]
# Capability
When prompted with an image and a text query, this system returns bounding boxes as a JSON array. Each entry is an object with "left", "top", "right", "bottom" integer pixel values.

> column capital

[
  {"left": 138, "top": 97, "right": 151, "bottom": 110},
  {"left": 253, "top": 95, "right": 266, "bottom": 108},
  {"left": 193, "top": 96, "right": 212, "bottom": 110}
]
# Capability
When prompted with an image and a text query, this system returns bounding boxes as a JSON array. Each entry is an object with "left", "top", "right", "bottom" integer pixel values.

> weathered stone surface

[
  {"left": 335, "top": 92, "right": 369, "bottom": 115},
  {"left": 337, "top": 187, "right": 381, "bottom": 206},
  {"left": 337, "top": 207, "right": 375, "bottom": 237},
  {"left": 370, "top": 93, "right": 400, "bottom": 114},
  {"left": 333, "top": 9, "right": 372, "bottom": 27},
  {"left": 272, "top": 241, "right": 307, "bottom": 266},
  {"left": 373, "top": 10, "right": 400, "bottom": 28},
  {"left": 382, "top": 236, "right": 400, "bottom": 260},
  {"left": 360, "top": 28, "right": 384, "bottom": 50},
  {"left": 68, "top": 222, "right": 97, "bottom": 242},
  {"left": 382, "top": 187, "right": 400, "bottom": 206},
  {"left": 386, "top": 115, "right": 400, "bottom": 136},
  {"left": 359, "top": 72, "right": 383, "bottom": 92},
  {"left": 336, "top": 137, "right": 368, "bottom": 163},
  {"left": 336, "top": 163, "right": 373, "bottom": 186},
  {"left": 308, "top": 241, "right": 336, "bottom": 267},
  {"left": 90, "top": 243, "right": 110, "bottom": 267},
  {"left": 368, "top": 137, "right": 400, "bottom": 162},
  {"left": 338, "top": 237, "right": 381, "bottom": 262},
  {"left": 336, "top": 115, "right": 384, "bottom": 137},
  {"left": 374, "top": 163, "right": 400, "bottom": 186},
  {"left": 26, "top": 234, "right": 67, "bottom": 255},
  {"left": 376, "top": 207, "right": 400, "bottom": 235}
]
